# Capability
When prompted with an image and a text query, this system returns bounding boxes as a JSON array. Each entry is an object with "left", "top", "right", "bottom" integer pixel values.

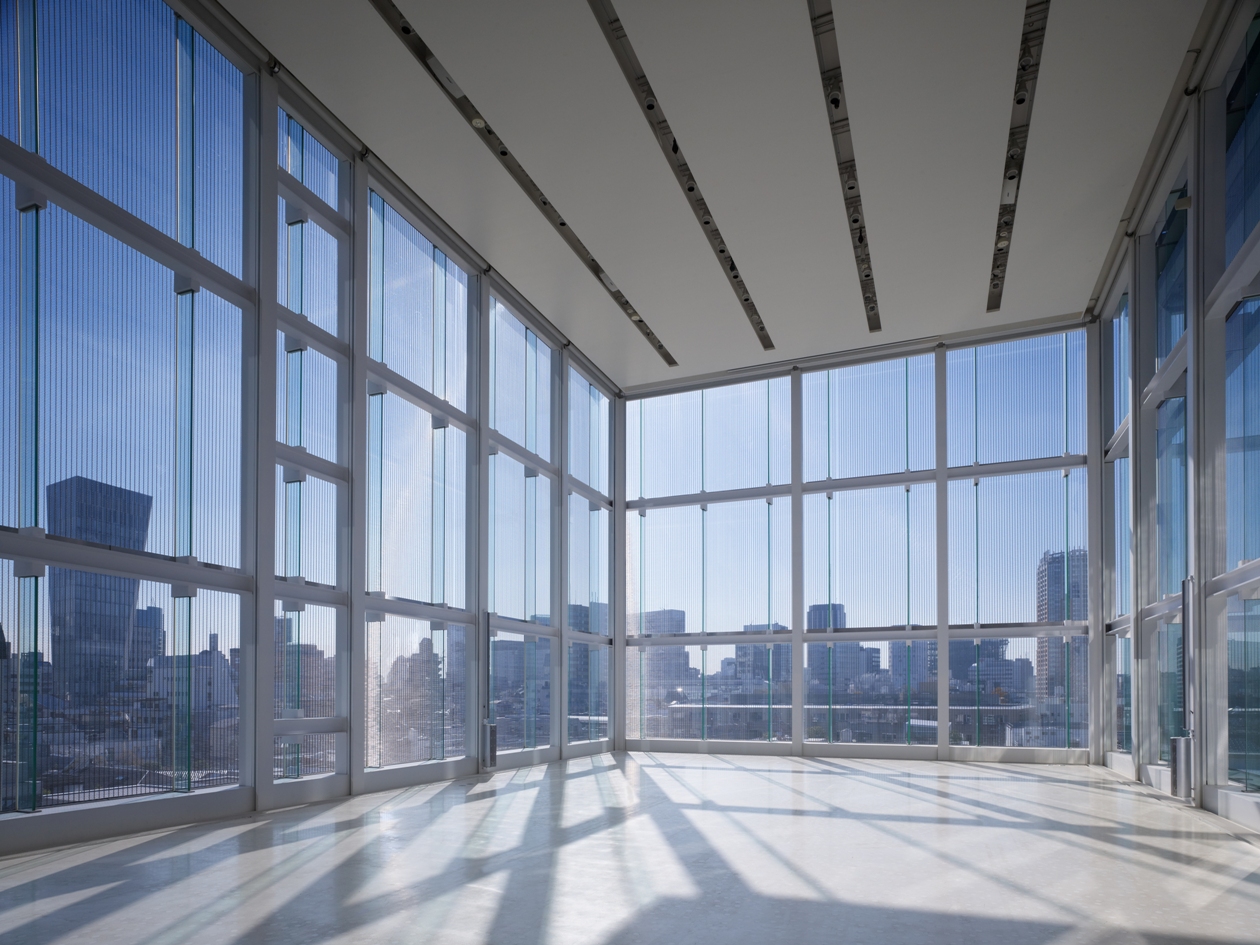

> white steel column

[
  {"left": 1087, "top": 319, "right": 1106, "bottom": 764},
  {"left": 476, "top": 276, "right": 493, "bottom": 770},
  {"left": 613, "top": 394, "right": 628, "bottom": 751},
  {"left": 252, "top": 71, "right": 281, "bottom": 810},
  {"left": 347, "top": 150, "right": 370, "bottom": 793},
  {"left": 790, "top": 368, "right": 804, "bottom": 754},
  {"left": 558, "top": 347, "right": 571, "bottom": 757},
  {"left": 935, "top": 344, "right": 950, "bottom": 757}
]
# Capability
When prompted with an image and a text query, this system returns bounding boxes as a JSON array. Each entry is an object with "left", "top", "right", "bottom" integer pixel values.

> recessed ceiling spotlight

[
  {"left": 685, "top": 179, "right": 696, "bottom": 193},
  {"left": 829, "top": 91, "right": 841, "bottom": 109},
  {"left": 471, "top": 117, "right": 486, "bottom": 129},
  {"left": 499, "top": 147, "right": 508, "bottom": 156},
  {"left": 996, "top": 238, "right": 1009, "bottom": 249},
  {"left": 645, "top": 96, "right": 657, "bottom": 111},
  {"left": 1005, "top": 167, "right": 1018, "bottom": 181},
  {"left": 845, "top": 178, "right": 858, "bottom": 192},
  {"left": 1014, "top": 87, "right": 1029, "bottom": 106},
  {"left": 1007, "top": 146, "right": 1020, "bottom": 160}
]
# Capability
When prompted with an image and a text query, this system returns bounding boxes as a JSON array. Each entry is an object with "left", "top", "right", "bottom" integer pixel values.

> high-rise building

[
  {"left": 1036, "top": 549, "right": 1089, "bottom": 622},
  {"left": 45, "top": 477, "right": 153, "bottom": 704}
]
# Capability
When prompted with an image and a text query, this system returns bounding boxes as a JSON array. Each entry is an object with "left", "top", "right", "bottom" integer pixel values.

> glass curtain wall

[
  {"left": 0, "top": 0, "right": 247, "bottom": 810},
  {"left": 271, "top": 106, "right": 349, "bottom": 779},
  {"left": 565, "top": 367, "right": 612, "bottom": 745},
  {"left": 626, "top": 334, "right": 1090, "bottom": 751}
]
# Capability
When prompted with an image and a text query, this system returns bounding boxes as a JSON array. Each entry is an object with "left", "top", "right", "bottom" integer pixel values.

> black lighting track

[
  {"left": 366, "top": 0, "right": 678, "bottom": 366},
  {"left": 987, "top": 0, "right": 1050, "bottom": 313},
  {"left": 808, "top": 0, "right": 881, "bottom": 333},
  {"left": 587, "top": 0, "right": 775, "bottom": 351}
]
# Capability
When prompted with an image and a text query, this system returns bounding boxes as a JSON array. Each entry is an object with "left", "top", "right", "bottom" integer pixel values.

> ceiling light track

[
  {"left": 587, "top": 0, "right": 775, "bottom": 351},
  {"left": 808, "top": 0, "right": 881, "bottom": 333},
  {"left": 366, "top": 0, "right": 678, "bottom": 365},
  {"left": 987, "top": 0, "right": 1050, "bottom": 313}
]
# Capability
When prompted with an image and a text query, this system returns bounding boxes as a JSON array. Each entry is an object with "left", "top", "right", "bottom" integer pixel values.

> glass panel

[
  {"left": 1226, "top": 15, "right": 1260, "bottom": 268},
  {"left": 0, "top": 176, "right": 13, "bottom": 528},
  {"left": 273, "top": 734, "right": 335, "bottom": 781},
  {"left": 38, "top": 0, "right": 176, "bottom": 236},
  {"left": 273, "top": 602, "right": 337, "bottom": 721},
  {"left": 948, "top": 636, "right": 1087, "bottom": 748},
  {"left": 192, "top": 33, "right": 243, "bottom": 279},
  {"left": 1156, "top": 189, "right": 1188, "bottom": 365},
  {"left": 375, "top": 393, "right": 466, "bottom": 608},
  {"left": 802, "top": 485, "right": 935, "bottom": 630},
  {"left": 1156, "top": 620, "right": 1186, "bottom": 763},
  {"left": 276, "top": 200, "right": 339, "bottom": 336},
  {"left": 36, "top": 204, "right": 242, "bottom": 569},
  {"left": 1111, "top": 295, "right": 1130, "bottom": 430},
  {"left": 804, "top": 640, "right": 938, "bottom": 744},
  {"left": 1112, "top": 458, "right": 1131, "bottom": 618},
  {"left": 627, "top": 378, "right": 790, "bottom": 499},
  {"left": 490, "top": 298, "right": 551, "bottom": 461},
  {"left": 567, "top": 641, "right": 609, "bottom": 743},
  {"left": 0, "top": 562, "right": 240, "bottom": 810},
  {"left": 1156, "top": 397, "right": 1187, "bottom": 599},
  {"left": 277, "top": 108, "right": 340, "bottom": 210},
  {"left": 365, "top": 616, "right": 466, "bottom": 768},
  {"left": 802, "top": 354, "right": 934, "bottom": 481},
  {"left": 567, "top": 495, "right": 609, "bottom": 635},
  {"left": 1227, "top": 596, "right": 1260, "bottom": 790},
  {"left": 949, "top": 470, "right": 1088, "bottom": 625},
  {"left": 626, "top": 644, "right": 702, "bottom": 739},
  {"left": 627, "top": 499, "right": 790, "bottom": 635},
  {"left": 275, "top": 335, "right": 338, "bottom": 464},
  {"left": 1227, "top": 298, "right": 1260, "bottom": 569},
  {"left": 624, "top": 643, "right": 789, "bottom": 741},
  {"left": 368, "top": 191, "right": 468, "bottom": 410},
  {"left": 0, "top": 3, "right": 15, "bottom": 143},
  {"left": 274, "top": 467, "right": 338, "bottom": 587},
  {"left": 1115, "top": 635, "right": 1133, "bottom": 754},
  {"left": 947, "top": 331, "right": 1086, "bottom": 466},
  {"left": 567, "top": 367, "right": 610, "bottom": 495},
  {"left": 489, "top": 453, "right": 551, "bottom": 624},
  {"left": 490, "top": 632, "right": 551, "bottom": 751}
]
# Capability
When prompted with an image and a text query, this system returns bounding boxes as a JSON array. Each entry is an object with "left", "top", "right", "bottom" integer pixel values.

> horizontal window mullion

[
  {"left": 945, "top": 454, "right": 1087, "bottom": 480},
  {"left": 0, "top": 531, "right": 251, "bottom": 595},
  {"left": 947, "top": 621, "right": 1090, "bottom": 639},
  {"left": 272, "top": 717, "right": 348, "bottom": 736},
  {"left": 368, "top": 360, "right": 475, "bottom": 432},
  {"left": 1106, "top": 615, "right": 1133, "bottom": 634},
  {"left": 626, "top": 631, "right": 791, "bottom": 646},
  {"left": 489, "top": 430, "right": 558, "bottom": 479},
  {"left": 1139, "top": 596, "right": 1183, "bottom": 621},
  {"left": 0, "top": 135, "right": 256, "bottom": 312},
  {"left": 278, "top": 167, "right": 350, "bottom": 237},
  {"left": 802, "top": 627, "right": 938, "bottom": 643},
  {"left": 802, "top": 469, "right": 935, "bottom": 496},
  {"left": 274, "top": 578, "right": 347, "bottom": 607},
  {"left": 277, "top": 310, "right": 352, "bottom": 362},
  {"left": 1205, "top": 556, "right": 1260, "bottom": 599},
  {"left": 1140, "top": 333, "right": 1188, "bottom": 409},
  {"left": 626, "top": 483, "right": 791, "bottom": 510},
  {"left": 565, "top": 477, "right": 611, "bottom": 509},
  {"left": 364, "top": 595, "right": 474, "bottom": 624},
  {"left": 275, "top": 442, "right": 349, "bottom": 484},
  {"left": 489, "top": 613, "right": 558, "bottom": 636}
]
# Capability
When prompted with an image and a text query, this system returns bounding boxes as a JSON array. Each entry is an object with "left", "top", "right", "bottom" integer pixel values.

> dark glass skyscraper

[{"left": 46, "top": 477, "right": 154, "bottom": 704}]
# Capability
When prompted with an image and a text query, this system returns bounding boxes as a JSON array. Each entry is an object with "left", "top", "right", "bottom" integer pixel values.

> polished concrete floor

[{"left": 1, "top": 753, "right": 1258, "bottom": 945}]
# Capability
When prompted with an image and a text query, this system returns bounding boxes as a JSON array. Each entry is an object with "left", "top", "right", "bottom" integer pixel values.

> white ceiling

[{"left": 221, "top": 0, "right": 1206, "bottom": 391}]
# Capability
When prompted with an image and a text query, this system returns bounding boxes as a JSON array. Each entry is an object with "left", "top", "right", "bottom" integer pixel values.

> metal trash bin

[
  {"left": 1170, "top": 736, "right": 1192, "bottom": 799},
  {"left": 481, "top": 720, "right": 497, "bottom": 769}
]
